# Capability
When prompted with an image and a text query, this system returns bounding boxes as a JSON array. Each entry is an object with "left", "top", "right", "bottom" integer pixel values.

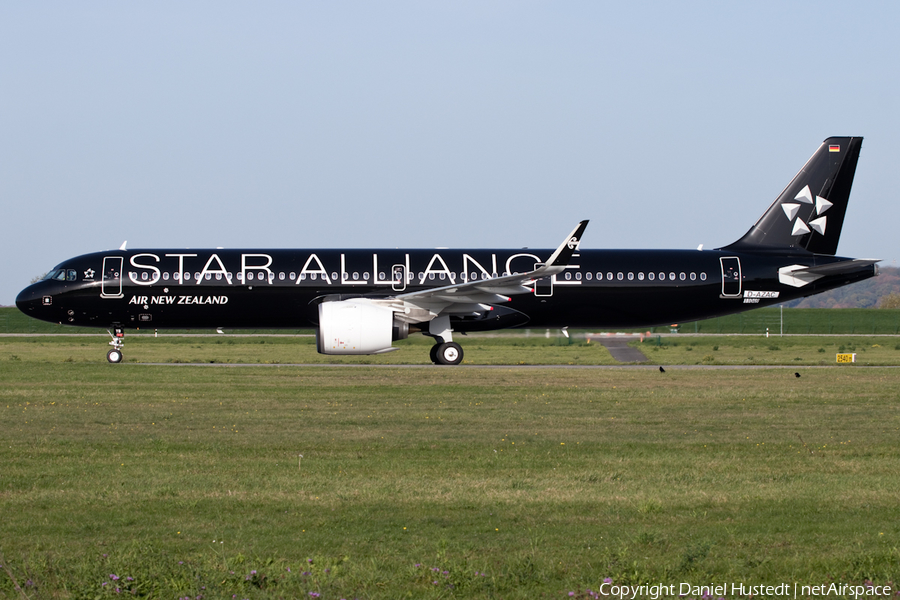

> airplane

[{"left": 16, "top": 137, "right": 879, "bottom": 365}]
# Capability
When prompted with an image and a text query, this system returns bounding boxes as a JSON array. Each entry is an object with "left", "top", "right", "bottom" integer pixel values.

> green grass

[
  {"left": 641, "top": 335, "right": 900, "bottom": 366},
  {"left": 2, "top": 341, "right": 900, "bottom": 597},
  {"left": 677, "top": 307, "right": 900, "bottom": 335},
  {"left": 3, "top": 333, "right": 900, "bottom": 367}
]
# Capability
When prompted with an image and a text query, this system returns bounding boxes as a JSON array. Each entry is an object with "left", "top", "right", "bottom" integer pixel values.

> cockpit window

[
  {"left": 42, "top": 269, "right": 77, "bottom": 281},
  {"left": 45, "top": 270, "right": 66, "bottom": 281}
]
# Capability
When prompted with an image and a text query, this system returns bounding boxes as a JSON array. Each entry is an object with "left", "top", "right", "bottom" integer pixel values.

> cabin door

[
  {"left": 391, "top": 264, "right": 407, "bottom": 292},
  {"left": 533, "top": 263, "right": 553, "bottom": 297},
  {"left": 719, "top": 257, "right": 742, "bottom": 297},
  {"left": 101, "top": 257, "right": 124, "bottom": 298}
]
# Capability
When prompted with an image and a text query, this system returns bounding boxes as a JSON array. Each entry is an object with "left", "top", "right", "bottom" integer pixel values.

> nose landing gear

[{"left": 106, "top": 326, "right": 125, "bottom": 363}]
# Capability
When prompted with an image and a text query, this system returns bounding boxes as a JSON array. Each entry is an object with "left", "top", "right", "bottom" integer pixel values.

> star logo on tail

[{"left": 781, "top": 185, "right": 831, "bottom": 236}]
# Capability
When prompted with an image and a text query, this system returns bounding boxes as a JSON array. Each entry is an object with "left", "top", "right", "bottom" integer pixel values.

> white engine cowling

[{"left": 317, "top": 300, "right": 402, "bottom": 355}]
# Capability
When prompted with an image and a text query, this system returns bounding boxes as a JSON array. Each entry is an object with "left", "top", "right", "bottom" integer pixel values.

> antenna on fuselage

[{"left": 119, "top": 241, "right": 127, "bottom": 251}]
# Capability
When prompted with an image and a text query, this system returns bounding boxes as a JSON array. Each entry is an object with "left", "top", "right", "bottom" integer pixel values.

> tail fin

[{"left": 723, "top": 136, "right": 862, "bottom": 255}]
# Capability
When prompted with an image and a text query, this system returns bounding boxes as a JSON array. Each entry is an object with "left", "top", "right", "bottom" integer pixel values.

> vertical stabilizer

[{"left": 723, "top": 137, "right": 862, "bottom": 255}]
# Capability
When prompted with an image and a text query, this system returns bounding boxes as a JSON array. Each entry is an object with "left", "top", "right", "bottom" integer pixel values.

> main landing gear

[
  {"left": 106, "top": 326, "right": 125, "bottom": 363},
  {"left": 430, "top": 341, "right": 464, "bottom": 365},
  {"left": 427, "top": 315, "right": 464, "bottom": 365}
]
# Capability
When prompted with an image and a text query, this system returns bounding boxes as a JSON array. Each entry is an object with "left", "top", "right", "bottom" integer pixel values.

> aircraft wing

[{"left": 392, "top": 220, "right": 588, "bottom": 316}]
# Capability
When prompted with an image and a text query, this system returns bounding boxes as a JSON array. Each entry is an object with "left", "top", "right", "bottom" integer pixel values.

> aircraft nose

[{"left": 16, "top": 284, "right": 43, "bottom": 315}]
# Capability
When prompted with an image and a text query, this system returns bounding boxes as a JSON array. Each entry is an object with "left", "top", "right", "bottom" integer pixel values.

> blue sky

[{"left": 2, "top": 1, "right": 897, "bottom": 305}]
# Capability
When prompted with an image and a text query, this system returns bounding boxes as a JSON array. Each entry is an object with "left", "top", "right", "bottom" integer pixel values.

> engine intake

[{"left": 316, "top": 299, "right": 406, "bottom": 355}]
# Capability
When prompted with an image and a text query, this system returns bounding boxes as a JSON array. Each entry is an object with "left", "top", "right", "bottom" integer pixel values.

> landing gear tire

[
  {"left": 434, "top": 342, "right": 463, "bottom": 365},
  {"left": 429, "top": 344, "right": 440, "bottom": 364},
  {"left": 107, "top": 349, "right": 123, "bottom": 364}
]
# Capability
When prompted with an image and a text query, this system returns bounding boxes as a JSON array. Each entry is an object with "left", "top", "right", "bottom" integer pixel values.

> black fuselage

[{"left": 16, "top": 247, "right": 877, "bottom": 331}]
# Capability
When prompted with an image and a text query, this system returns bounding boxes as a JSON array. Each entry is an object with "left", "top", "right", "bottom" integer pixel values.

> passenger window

[
  {"left": 679, "top": 272, "right": 686, "bottom": 281},
  {"left": 226, "top": 273, "right": 233, "bottom": 281},
  {"left": 617, "top": 272, "right": 623, "bottom": 281},
  {"left": 205, "top": 273, "right": 212, "bottom": 280},
  {"left": 194, "top": 273, "right": 201, "bottom": 281},
  {"left": 141, "top": 272, "right": 149, "bottom": 281},
  {"left": 184, "top": 272, "right": 192, "bottom": 281},
  {"left": 247, "top": 272, "right": 254, "bottom": 281},
  {"left": 279, "top": 272, "right": 285, "bottom": 280},
  {"left": 627, "top": 272, "right": 634, "bottom": 281},
  {"left": 669, "top": 272, "right": 676, "bottom": 281},
  {"left": 690, "top": 272, "right": 696, "bottom": 281},
  {"left": 575, "top": 272, "right": 582, "bottom": 281},
  {"left": 638, "top": 272, "right": 644, "bottom": 281},
  {"left": 331, "top": 272, "right": 338, "bottom": 281},
  {"left": 378, "top": 272, "right": 385, "bottom": 281},
  {"left": 596, "top": 272, "right": 602, "bottom": 280},
  {"left": 648, "top": 272, "right": 655, "bottom": 281},
  {"left": 585, "top": 272, "right": 592, "bottom": 281},
  {"left": 659, "top": 272, "right": 665, "bottom": 281},
  {"left": 67, "top": 269, "right": 77, "bottom": 281},
  {"left": 353, "top": 272, "right": 359, "bottom": 280},
  {"left": 363, "top": 272, "right": 370, "bottom": 281},
  {"left": 216, "top": 273, "right": 222, "bottom": 280},
  {"left": 289, "top": 272, "right": 296, "bottom": 280},
  {"left": 163, "top": 272, "right": 170, "bottom": 281},
  {"left": 236, "top": 273, "right": 243, "bottom": 281},
  {"left": 700, "top": 272, "right": 707, "bottom": 281},
  {"left": 607, "top": 272, "right": 613, "bottom": 280}
]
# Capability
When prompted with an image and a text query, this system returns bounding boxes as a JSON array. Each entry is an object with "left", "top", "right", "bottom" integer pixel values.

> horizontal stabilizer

[
  {"left": 792, "top": 258, "right": 880, "bottom": 276},
  {"left": 778, "top": 258, "right": 880, "bottom": 288}
]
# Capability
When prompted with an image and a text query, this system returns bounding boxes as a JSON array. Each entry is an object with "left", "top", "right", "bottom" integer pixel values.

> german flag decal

[{"left": 829, "top": 144, "right": 841, "bottom": 152}]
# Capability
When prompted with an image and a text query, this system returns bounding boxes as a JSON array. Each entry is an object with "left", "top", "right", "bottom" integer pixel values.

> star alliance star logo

[
  {"left": 781, "top": 184, "right": 831, "bottom": 236},
  {"left": 84, "top": 268, "right": 95, "bottom": 279}
]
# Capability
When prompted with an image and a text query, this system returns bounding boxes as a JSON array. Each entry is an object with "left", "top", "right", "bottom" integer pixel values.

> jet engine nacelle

[{"left": 316, "top": 299, "right": 408, "bottom": 355}]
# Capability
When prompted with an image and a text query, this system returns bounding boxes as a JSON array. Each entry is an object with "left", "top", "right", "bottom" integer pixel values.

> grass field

[
  {"left": 2, "top": 336, "right": 900, "bottom": 598},
  {"left": 2, "top": 333, "right": 900, "bottom": 367}
]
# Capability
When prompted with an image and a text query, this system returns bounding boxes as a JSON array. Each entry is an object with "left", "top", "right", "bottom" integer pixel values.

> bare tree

[{"left": 878, "top": 293, "right": 900, "bottom": 309}]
